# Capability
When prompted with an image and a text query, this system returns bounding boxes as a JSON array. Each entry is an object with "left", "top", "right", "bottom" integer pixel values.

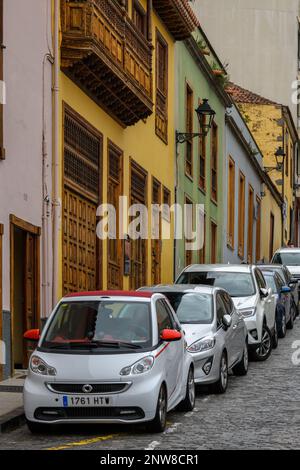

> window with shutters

[
  {"left": 238, "top": 171, "right": 245, "bottom": 259},
  {"left": 130, "top": 160, "right": 148, "bottom": 289},
  {"left": 247, "top": 185, "right": 254, "bottom": 263},
  {"left": 256, "top": 196, "right": 261, "bottom": 262},
  {"left": 151, "top": 178, "right": 162, "bottom": 285},
  {"left": 63, "top": 106, "right": 102, "bottom": 294},
  {"left": 132, "top": 0, "right": 146, "bottom": 36},
  {"left": 211, "top": 122, "right": 218, "bottom": 202},
  {"left": 185, "top": 84, "right": 193, "bottom": 178},
  {"left": 0, "top": 0, "right": 4, "bottom": 160},
  {"left": 162, "top": 186, "right": 171, "bottom": 222},
  {"left": 107, "top": 141, "right": 123, "bottom": 289},
  {"left": 227, "top": 157, "right": 235, "bottom": 249},
  {"left": 155, "top": 30, "right": 168, "bottom": 143},
  {"left": 199, "top": 114, "right": 206, "bottom": 191}
]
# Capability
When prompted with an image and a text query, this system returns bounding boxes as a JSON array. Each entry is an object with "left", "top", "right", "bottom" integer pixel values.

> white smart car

[
  {"left": 176, "top": 265, "right": 277, "bottom": 361},
  {"left": 23, "top": 291, "right": 195, "bottom": 434}
]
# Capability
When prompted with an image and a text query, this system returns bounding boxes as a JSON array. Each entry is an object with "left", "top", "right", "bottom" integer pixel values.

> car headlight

[
  {"left": 187, "top": 336, "right": 216, "bottom": 353},
  {"left": 239, "top": 307, "right": 256, "bottom": 318},
  {"left": 120, "top": 356, "right": 154, "bottom": 376},
  {"left": 30, "top": 355, "right": 57, "bottom": 376}
]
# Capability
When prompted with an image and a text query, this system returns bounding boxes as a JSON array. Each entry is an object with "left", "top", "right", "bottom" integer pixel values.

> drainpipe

[
  {"left": 42, "top": 52, "right": 54, "bottom": 319},
  {"left": 52, "top": 0, "right": 60, "bottom": 307}
]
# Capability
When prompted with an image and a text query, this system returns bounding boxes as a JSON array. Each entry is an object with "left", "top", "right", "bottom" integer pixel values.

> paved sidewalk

[{"left": 0, "top": 373, "right": 26, "bottom": 432}]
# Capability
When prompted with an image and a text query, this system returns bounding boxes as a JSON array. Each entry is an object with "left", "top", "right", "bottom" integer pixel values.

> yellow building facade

[{"left": 56, "top": 0, "right": 198, "bottom": 297}]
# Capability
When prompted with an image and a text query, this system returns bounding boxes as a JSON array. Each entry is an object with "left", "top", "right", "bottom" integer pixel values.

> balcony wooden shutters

[
  {"left": 155, "top": 31, "right": 168, "bottom": 143},
  {"left": 130, "top": 162, "right": 147, "bottom": 290},
  {"left": 151, "top": 178, "right": 161, "bottom": 285},
  {"left": 63, "top": 108, "right": 102, "bottom": 294},
  {"left": 108, "top": 142, "right": 123, "bottom": 289}
]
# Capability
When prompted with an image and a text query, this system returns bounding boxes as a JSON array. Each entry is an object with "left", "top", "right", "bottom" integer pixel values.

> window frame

[
  {"left": 238, "top": 171, "right": 246, "bottom": 259},
  {"left": 211, "top": 121, "right": 218, "bottom": 203},
  {"left": 227, "top": 156, "right": 235, "bottom": 249}
]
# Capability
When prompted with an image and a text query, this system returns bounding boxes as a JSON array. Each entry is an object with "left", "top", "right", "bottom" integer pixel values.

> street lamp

[
  {"left": 176, "top": 99, "right": 216, "bottom": 144},
  {"left": 264, "top": 146, "right": 286, "bottom": 173}
]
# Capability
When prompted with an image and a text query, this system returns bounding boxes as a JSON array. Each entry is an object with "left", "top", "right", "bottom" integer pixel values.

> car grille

[
  {"left": 47, "top": 383, "right": 130, "bottom": 394},
  {"left": 34, "top": 407, "right": 144, "bottom": 421}
]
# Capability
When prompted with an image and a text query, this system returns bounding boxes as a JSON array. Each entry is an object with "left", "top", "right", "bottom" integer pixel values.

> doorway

[{"left": 10, "top": 215, "right": 40, "bottom": 371}]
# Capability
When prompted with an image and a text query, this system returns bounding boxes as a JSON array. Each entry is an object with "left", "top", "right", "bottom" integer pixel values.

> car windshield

[
  {"left": 41, "top": 301, "right": 152, "bottom": 351},
  {"left": 262, "top": 274, "right": 277, "bottom": 293},
  {"left": 177, "top": 272, "right": 255, "bottom": 297},
  {"left": 163, "top": 293, "right": 213, "bottom": 324},
  {"left": 272, "top": 252, "right": 300, "bottom": 266}
]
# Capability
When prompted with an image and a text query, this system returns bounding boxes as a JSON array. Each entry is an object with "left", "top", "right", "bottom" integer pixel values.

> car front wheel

[
  {"left": 250, "top": 325, "right": 272, "bottom": 361},
  {"left": 232, "top": 341, "right": 249, "bottom": 376},
  {"left": 277, "top": 312, "right": 286, "bottom": 338},
  {"left": 147, "top": 385, "right": 167, "bottom": 433},
  {"left": 287, "top": 304, "right": 295, "bottom": 329},
  {"left": 212, "top": 352, "right": 228, "bottom": 394},
  {"left": 177, "top": 367, "right": 195, "bottom": 412}
]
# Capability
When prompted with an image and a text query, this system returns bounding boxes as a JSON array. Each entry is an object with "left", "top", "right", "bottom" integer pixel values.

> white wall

[
  {"left": 192, "top": 0, "right": 299, "bottom": 126},
  {"left": 0, "top": 0, "right": 53, "bottom": 311}
]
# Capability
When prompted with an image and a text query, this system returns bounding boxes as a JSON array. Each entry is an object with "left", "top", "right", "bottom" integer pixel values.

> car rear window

[{"left": 177, "top": 271, "right": 255, "bottom": 297}]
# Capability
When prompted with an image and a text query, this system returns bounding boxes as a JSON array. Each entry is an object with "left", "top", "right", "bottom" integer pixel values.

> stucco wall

[
  {"left": 192, "top": 0, "right": 299, "bottom": 127},
  {"left": 0, "top": 0, "right": 52, "bottom": 311}
]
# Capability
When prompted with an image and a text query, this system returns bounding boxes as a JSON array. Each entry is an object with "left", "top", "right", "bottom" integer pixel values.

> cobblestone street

[{"left": 1, "top": 318, "right": 299, "bottom": 451}]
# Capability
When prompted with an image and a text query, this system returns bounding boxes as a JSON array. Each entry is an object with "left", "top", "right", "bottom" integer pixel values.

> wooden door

[
  {"left": 23, "top": 233, "right": 37, "bottom": 368},
  {"left": 63, "top": 187, "right": 97, "bottom": 294}
]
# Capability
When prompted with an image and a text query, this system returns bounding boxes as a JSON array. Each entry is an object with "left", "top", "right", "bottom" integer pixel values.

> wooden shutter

[
  {"left": 238, "top": 172, "right": 245, "bottom": 258},
  {"left": 211, "top": 122, "right": 218, "bottom": 202},
  {"left": 63, "top": 107, "right": 102, "bottom": 294},
  {"left": 151, "top": 178, "right": 161, "bottom": 285},
  {"left": 185, "top": 84, "right": 193, "bottom": 177},
  {"left": 256, "top": 196, "right": 261, "bottom": 262},
  {"left": 227, "top": 157, "right": 235, "bottom": 248},
  {"left": 155, "top": 30, "right": 168, "bottom": 143},
  {"left": 130, "top": 161, "right": 148, "bottom": 289},
  {"left": 107, "top": 142, "right": 123, "bottom": 289},
  {"left": 247, "top": 186, "right": 254, "bottom": 263}
]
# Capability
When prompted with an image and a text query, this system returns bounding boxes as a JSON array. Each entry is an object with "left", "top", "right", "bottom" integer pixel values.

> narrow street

[{"left": 1, "top": 318, "right": 299, "bottom": 451}]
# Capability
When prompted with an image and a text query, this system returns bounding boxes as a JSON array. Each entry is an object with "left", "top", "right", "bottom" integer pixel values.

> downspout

[{"left": 52, "top": 0, "right": 60, "bottom": 307}]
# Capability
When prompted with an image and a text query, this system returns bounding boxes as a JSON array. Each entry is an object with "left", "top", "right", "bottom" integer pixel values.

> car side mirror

[
  {"left": 160, "top": 329, "right": 182, "bottom": 342},
  {"left": 281, "top": 286, "right": 291, "bottom": 294},
  {"left": 222, "top": 315, "right": 232, "bottom": 330},
  {"left": 24, "top": 329, "right": 40, "bottom": 342},
  {"left": 260, "top": 288, "right": 269, "bottom": 298}
]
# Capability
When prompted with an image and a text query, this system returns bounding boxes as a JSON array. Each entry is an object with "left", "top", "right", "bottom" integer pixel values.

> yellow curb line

[{"left": 46, "top": 433, "right": 120, "bottom": 451}]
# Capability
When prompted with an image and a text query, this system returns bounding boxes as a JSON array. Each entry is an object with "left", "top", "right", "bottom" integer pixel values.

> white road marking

[{"left": 145, "top": 441, "right": 160, "bottom": 450}]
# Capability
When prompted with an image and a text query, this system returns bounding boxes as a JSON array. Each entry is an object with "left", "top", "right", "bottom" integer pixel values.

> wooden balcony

[{"left": 61, "top": 0, "right": 153, "bottom": 126}]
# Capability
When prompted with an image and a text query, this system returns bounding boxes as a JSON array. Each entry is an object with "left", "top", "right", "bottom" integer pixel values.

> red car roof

[{"left": 64, "top": 290, "right": 154, "bottom": 299}]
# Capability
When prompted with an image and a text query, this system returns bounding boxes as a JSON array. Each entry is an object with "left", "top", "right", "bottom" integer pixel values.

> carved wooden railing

[{"left": 61, "top": 0, "right": 153, "bottom": 125}]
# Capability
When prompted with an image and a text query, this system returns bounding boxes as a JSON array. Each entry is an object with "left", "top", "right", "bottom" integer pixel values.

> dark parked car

[
  {"left": 261, "top": 269, "right": 293, "bottom": 338},
  {"left": 259, "top": 264, "right": 298, "bottom": 318}
]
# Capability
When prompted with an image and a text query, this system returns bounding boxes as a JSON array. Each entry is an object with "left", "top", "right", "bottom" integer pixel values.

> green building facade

[{"left": 174, "top": 28, "right": 232, "bottom": 277}]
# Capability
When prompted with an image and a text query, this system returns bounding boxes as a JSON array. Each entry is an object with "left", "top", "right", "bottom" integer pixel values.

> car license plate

[{"left": 63, "top": 396, "right": 111, "bottom": 407}]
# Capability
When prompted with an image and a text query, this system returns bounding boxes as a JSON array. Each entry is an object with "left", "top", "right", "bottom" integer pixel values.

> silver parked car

[
  {"left": 271, "top": 248, "right": 300, "bottom": 307},
  {"left": 176, "top": 265, "right": 277, "bottom": 362},
  {"left": 139, "top": 285, "right": 248, "bottom": 394}
]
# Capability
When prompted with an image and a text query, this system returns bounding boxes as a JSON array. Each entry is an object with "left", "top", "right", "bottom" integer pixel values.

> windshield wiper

[{"left": 46, "top": 340, "right": 142, "bottom": 350}]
